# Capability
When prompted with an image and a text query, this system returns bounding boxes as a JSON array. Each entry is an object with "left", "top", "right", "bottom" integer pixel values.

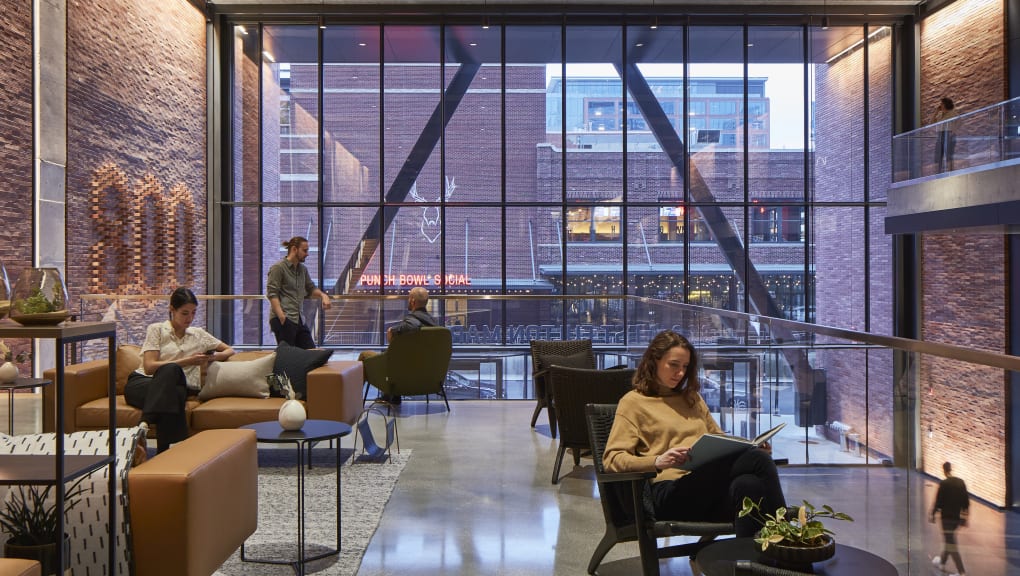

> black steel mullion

[
  {"left": 501, "top": 21, "right": 508, "bottom": 345},
  {"left": 803, "top": 23, "right": 811, "bottom": 323},
  {"left": 560, "top": 16, "right": 568, "bottom": 334},
  {"left": 378, "top": 24, "right": 385, "bottom": 303},
  {"left": 743, "top": 24, "right": 750, "bottom": 316},
  {"left": 683, "top": 21, "right": 690, "bottom": 306},
  {"left": 621, "top": 25, "right": 628, "bottom": 302},
  {"left": 440, "top": 23, "right": 446, "bottom": 301},
  {"left": 317, "top": 18, "right": 326, "bottom": 347},
  {"left": 863, "top": 23, "right": 872, "bottom": 333},
  {"left": 257, "top": 22, "right": 265, "bottom": 347}
]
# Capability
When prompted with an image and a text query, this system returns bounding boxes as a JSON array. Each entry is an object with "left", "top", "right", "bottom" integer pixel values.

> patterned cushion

[
  {"left": 0, "top": 426, "right": 147, "bottom": 576},
  {"left": 198, "top": 353, "right": 275, "bottom": 401}
]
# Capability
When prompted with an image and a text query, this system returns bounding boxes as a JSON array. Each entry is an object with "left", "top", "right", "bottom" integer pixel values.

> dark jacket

[
  {"left": 389, "top": 308, "right": 439, "bottom": 337},
  {"left": 933, "top": 476, "right": 969, "bottom": 521}
]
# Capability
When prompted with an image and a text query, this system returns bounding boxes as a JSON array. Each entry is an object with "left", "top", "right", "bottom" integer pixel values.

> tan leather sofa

[
  {"left": 128, "top": 428, "right": 257, "bottom": 576},
  {"left": 0, "top": 560, "right": 40, "bottom": 576},
  {"left": 43, "top": 346, "right": 364, "bottom": 434}
]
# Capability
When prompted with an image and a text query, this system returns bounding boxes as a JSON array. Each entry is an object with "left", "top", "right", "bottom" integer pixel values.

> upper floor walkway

[{"left": 888, "top": 96, "right": 1020, "bottom": 234}]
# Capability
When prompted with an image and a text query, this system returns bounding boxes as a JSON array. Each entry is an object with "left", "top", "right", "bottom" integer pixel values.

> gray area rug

[{"left": 213, "top": 449, "right": 410, "bottom": 575}]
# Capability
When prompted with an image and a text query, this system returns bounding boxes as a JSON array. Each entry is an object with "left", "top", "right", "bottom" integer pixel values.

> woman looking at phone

[{"left": 125, "top": 287, "right": 235, "bottom": 452}]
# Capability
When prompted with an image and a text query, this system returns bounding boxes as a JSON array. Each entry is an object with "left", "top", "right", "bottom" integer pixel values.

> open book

[{"left": 679, "top": 422, "right": 786, "bottom": 471}]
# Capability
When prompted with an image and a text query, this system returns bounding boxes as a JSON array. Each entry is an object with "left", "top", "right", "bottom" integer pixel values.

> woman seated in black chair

[
  {"left": 603, "top": 329, "right": 786, "bottom": 537},
  {"left": 126, "top": 287, "right": 235, "bottom": 453}
]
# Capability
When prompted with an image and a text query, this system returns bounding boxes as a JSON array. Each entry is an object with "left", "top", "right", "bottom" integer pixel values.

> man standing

[
  {"left": 360, "top": 286, "right": 439, "bottom": 404},
  {"left": 266, "top": 236, "right": 332, "bottom": 349},
  {"left": 931, "top": 461, "right": 968, "bottom": 576}
]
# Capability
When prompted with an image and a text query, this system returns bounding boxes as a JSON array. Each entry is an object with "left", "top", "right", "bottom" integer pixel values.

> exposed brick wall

[
  {"left": 0, "top": 0, "right": 35, "bottom": 280},
  {"left": 919, "top": 0, "right": 1008, "bottom": 505},
  {"left": 65, "top": 0, "right": 206, "bottom": 311}
]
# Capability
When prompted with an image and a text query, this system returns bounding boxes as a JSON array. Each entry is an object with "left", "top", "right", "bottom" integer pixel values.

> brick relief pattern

[
  {"left": 66, "top": 0, "right": 206, "bottom": 307},
  {"left": 919, "top": 0, "right": 1008, "bottom": 505},
  {"left": 89, "top": 162, "right": 197, "bottom": 295}
]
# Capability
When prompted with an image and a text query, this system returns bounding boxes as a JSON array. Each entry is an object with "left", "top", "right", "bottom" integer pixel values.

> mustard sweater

[{"left": 603, "top": 389, "right": 723, "bottom": 483}]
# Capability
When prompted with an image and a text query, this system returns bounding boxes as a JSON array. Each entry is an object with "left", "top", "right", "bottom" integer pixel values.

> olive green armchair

[{"left": 362, "top": 326, "right": 453, "bottom": 411}]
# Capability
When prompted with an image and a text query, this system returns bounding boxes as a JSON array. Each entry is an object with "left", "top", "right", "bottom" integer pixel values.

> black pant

[
  {"left": 270, "top": 316, "right": 316, "bottom": 349},
  {"left": 649, "top": 448, "right": 785, "bottom": 537},
  {"left": 939, "top": 517, "right": 965, "bottom": 573},
  {"left": 125, "top": 364, "right": 189, "bottom": 453}
]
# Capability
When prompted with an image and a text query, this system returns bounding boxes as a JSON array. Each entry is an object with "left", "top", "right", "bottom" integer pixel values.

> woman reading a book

[{"left": 603, "top": 329, "right": 786, "bottom": 537}]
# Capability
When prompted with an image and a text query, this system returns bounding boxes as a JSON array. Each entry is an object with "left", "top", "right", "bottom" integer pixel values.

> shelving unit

[{"left": 0, "top": 321, "right": 116, "bottom": 573}]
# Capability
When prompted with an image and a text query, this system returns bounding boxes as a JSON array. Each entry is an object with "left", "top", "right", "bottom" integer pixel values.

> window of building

[
  {"left": 568, "top": 204, "right": 620, "bottom": 241},
  {"left": 750, "top": 202, "right": 804, "bottom": 243}
]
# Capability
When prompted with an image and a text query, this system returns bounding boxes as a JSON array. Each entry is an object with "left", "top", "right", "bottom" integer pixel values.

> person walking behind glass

[
  {"left": 267, "top": 236, "right": 332, "bottom": 349},
  {"left": 931, "top": 461, "right": 969, "bottom": 576},
  {"left": 126, "top": 287, "right": 235, "bottom": 453},
  {"left": 933, "top": 97, "right": 958, "bottom": 173}
]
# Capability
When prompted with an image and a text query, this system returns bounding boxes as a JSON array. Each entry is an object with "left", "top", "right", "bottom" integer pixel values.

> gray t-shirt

[{"left": 266, "top": 258, "right": 317, "bottom": 323}]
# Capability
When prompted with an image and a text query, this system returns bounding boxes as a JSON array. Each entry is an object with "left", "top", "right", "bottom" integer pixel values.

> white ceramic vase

[
  {"left": 278, "top": 399, "right": 306, "bottom": 431},
  {"left": 0, "top": 362, "right": 18, "bottom": 383}
]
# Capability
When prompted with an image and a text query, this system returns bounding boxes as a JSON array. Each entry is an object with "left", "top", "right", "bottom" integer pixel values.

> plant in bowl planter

[
  {"left": 0, "top": 479, "right": 86, "bottom": 574},
  {"left": 739, "top": 496, "right": 853, "bottom": 567}
]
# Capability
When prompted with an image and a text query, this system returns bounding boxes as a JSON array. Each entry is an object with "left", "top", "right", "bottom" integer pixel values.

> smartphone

[{"left": 204, "top": 349, "right": 216, "bottom": 356}]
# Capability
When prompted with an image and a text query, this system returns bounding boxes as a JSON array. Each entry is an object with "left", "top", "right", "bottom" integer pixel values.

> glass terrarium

[{"left": 9, "top": 267, "right": 69, "bottom": 325}]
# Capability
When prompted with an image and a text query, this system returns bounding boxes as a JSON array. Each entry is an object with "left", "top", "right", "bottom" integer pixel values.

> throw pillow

[
  {"left": 273, "top": 342, "right": 332, "bottom": 400},
  {"left": 199, "top": 353, "right": 276, "bottom": 401}
]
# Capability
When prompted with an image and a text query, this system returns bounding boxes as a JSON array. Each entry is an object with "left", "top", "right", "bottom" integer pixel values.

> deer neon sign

[{"left": 409, "top": 176, "right": 456, "bottom": 243}]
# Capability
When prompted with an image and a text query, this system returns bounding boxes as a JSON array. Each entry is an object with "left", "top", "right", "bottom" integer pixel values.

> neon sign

[{"left": 359, "top": 273, "right": 472, "bottom": 287}]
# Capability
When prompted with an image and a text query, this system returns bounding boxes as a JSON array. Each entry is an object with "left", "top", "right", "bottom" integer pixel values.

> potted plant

[
  {"left": 0, "top": 479, "right": 85, "bottom": 575},
  {"left": 738, "top": 496, "right": 853, "bottom": 568}
]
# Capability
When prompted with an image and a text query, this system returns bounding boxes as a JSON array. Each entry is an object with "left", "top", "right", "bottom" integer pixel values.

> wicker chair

[
  {"left": 547, "top": 366, "right": 634, "bottom": 484},
  {"left": 585, "top": 403, "right": 735, "bottom": 576},
  {"left": 529, "top": 339, "right": 596, "bottom": 438}
]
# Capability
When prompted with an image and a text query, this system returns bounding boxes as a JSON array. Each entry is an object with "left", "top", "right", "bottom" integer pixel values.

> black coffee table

[
  {"left": 697, "top": 537, "right": 898, "bottom": 576},
  {"left": 239, "top": 419, "right": 352, "bottom": 576}
]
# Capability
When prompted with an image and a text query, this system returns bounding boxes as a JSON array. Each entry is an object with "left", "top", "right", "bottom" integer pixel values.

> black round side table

[
  {"left": 0, "top": 377, "right": 51, "bottom": 434},
  {"left": 239, "top": 419, "right": 352, "bottom": 576},
  {"left": 697, "top": 538, "right": 899, "bottom": 576}
]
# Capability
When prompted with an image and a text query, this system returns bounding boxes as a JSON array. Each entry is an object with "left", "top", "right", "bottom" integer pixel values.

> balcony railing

[{"left": 893, "top": 95, "right": 1020, "bottom": 181}]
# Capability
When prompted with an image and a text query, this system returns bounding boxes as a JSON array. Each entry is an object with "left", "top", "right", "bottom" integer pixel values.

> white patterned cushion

[{"left": 0, "top": 426, "right": 146, "bottom": 576}]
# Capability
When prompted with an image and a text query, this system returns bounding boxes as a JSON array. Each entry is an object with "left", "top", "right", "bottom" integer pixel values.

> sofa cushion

[
  {"left": 116, "top": 344, "right": 142, "bottom": 395},
  {"left": 273, "top": 342, "right": 332, "bottom": 400},
  {"left": 199, "top": 353, "right": 275, "bottom": 401},
  {"left": 189, "top": 397, "right": 300, "bottom": 430}
]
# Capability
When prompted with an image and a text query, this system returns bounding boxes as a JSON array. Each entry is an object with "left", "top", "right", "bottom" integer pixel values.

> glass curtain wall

[{"left": 224, "top": 18, "right": 892, "bottom": 350}]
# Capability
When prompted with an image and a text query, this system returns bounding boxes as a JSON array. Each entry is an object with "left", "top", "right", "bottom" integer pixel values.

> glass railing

[
  {"left": 76, "top": 292, "right": 1020, "bottom": 574},
  {"left": 893, "top": 95, "right": 1020, "bottom": 181}
]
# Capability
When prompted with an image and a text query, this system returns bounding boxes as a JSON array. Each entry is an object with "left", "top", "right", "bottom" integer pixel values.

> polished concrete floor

[{"left": 8, "top": 395, "right": 1020, "bottom": 575}]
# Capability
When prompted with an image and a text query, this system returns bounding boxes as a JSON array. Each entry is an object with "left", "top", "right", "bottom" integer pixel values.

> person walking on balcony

[
  {"left": 267, "top": 236, "right": 332, "bottom": 349},
  {"left": 931, "top": 461, "right": 969, "bottom": 576},
  {"left": 933, "top": 97, "right": 958, "bottom": 173},
  {"left": 127, "top": 287, "right": 235, "bottom": 453},
  {"left": 359, "top": 286, "right": 439, "bottom": 404}
]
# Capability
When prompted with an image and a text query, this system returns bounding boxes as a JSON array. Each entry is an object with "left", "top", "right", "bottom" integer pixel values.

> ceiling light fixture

[
  {"left": 821, "top": 0, "right": 830, "bottom": 30},
  {"left": 482, "top": 0, "right": 490, "bottom": 29},
  {"left": 650, "top": 0, "right": 658, "bottom": 30}
]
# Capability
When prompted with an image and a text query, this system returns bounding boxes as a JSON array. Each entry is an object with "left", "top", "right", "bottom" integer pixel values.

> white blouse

[{"left": 135, "top": 321, "right": 223, "bottom": 390}]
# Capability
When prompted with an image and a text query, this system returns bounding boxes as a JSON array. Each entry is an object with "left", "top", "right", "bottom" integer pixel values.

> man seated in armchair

[{"left": 359, "top": 286, "right": 440, "bottom": 404}]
